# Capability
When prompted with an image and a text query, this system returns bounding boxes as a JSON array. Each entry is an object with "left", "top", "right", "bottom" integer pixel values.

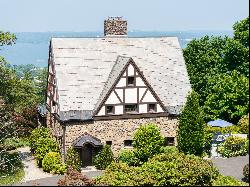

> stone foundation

[{"left": 64, "top": 116, "right": 178, "bottom": 156}]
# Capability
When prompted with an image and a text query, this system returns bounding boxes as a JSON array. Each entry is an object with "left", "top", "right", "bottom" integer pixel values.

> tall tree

[
  {"left": 183, "top": 17, "right": 249, "bottom": 123},
  {"left": 233, "top": 17, "right": 249, "bottom": 47},
  {"left": 177, "top": 91, "right": 205, "bottom": 156},
  {"left": 203, "top": 70, "right": 249, "bottom": 124}
]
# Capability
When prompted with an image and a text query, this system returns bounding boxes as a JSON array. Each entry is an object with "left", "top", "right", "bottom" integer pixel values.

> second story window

[
  {"left": 127, "top": 76, "right": 135, "bottom": 86},
  {"left": 125, "top": 104, "right": 138, "bottom": 113},
  {"left": 148, "top": 104, "right": 156, "bottom": 112},
  {"left": 106, "top": 105, "right": 114, "bottom": 114}
]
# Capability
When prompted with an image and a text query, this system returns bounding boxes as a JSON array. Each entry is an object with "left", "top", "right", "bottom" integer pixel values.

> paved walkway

[
  {"left": 212, "top": 155, "right": 249, "bottom": 181},
  {"left": 13, "top": 170, "right": 103, "bottom": 186},
  {"left": 16, "top": 147, "right": 54, "bottom": 182}
]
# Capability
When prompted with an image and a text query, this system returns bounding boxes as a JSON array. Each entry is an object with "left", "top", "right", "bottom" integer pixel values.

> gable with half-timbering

[{"left": 95, "top": 60, "right": 165, "bottom": 117}]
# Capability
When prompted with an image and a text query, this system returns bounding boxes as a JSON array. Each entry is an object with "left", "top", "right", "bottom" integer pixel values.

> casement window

[
  {"left": 106, "top": 105, "right": 114, "bottom": 114},
  {"left": 125, "top": 104, "right": 138, "bottom": 113},
  {"left": 124, "top": 140, "right": 133, "bottom": 147},
  {"left": 164, "top": 137, "right": 175, "bottom": 146},
  {"left": 106, "top": 141, "right": 112, "bottom": 146},
  {"left": 148, "top": 103, "right": 156, "bottom": 112},
  {"left": 127, "top": 76, "right": 135, "bottom": 86}
]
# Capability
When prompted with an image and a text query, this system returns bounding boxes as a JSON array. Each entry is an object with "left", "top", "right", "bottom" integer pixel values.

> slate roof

[
  {"left": 51, "top": 37, "right": 191, "bottom": 121},
  {"left": 93, "top": 56, "right": 131, "bottom": 113}
]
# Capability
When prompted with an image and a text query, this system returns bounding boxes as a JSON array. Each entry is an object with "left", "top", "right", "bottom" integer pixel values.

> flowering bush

[
  {"left": 218, "top": 136, "right": 249, "bottom": 157},
  {"left": 58, "top": 166, "right": 95, "bottom": 186}
]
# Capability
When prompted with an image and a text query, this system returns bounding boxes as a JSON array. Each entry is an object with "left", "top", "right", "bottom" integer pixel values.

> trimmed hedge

[{"left": 42, "top": 152, "right": 66, "bottom": 174}]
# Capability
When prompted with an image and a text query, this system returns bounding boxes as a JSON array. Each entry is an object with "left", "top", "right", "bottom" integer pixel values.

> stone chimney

[{"left": 104, "top": 17, "right": 127, "bottom": 37}]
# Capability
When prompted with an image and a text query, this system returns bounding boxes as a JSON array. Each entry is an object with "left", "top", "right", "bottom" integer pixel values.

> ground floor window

[
  {"left": 124, "top": 140, "right": 133, "bottom": 147},
  {"left": 164, "top": 137, "right": 175, "bottom": 146},
  {"left": 106, "top": 141, "right": 112, "bottom": 146}
]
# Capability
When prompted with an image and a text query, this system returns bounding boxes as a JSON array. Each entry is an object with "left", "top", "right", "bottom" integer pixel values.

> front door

[{"left": 81, "top": 143, "right": 93, "bottom": 167}]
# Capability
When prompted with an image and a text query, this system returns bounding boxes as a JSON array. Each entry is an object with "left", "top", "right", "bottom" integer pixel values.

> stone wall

[
  {"left": 64, "top": 116, "right": 178, "bottom": 156},
  {"left": 104, "top": 17, "right": 127, "bottom": 36}
]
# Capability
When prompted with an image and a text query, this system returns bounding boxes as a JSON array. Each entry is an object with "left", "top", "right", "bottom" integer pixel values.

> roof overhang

[{"left": 73, "top": 133, "right": 103, "bottom": 148}]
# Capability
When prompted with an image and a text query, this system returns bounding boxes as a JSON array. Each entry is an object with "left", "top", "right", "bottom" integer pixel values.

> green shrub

[
  {"left": 34, "top": 137, "right": 60, "bottom": 167},
  {"left": 118, "top": 149, "right": 140, "bottom": 166},
  {"left": 95, "top": 162, "right": 142, "bottom": 186},
  {"left": 160, "top": 146, "right": 178, "bottom": 154},
  {"left": 212, "top": 174, "right": 248, "bottom": 186},
  {"left": 42, "top": 152, "right": 66, "bottom": 174},
  {"left": 218, "top": 136, "right": 249, "bottom": 157},
  {"left": 144, "top": 152, "right": 219, "bottom": 186},
  {"left": 243, "top": 164, "right": 249, "bottom": 182},
  {"left": 2, "top": 137, "right": 30, "bottom": 151},
  {"left": 177, "top": 91, "right": 205, "bottom": 156},
  {"left": 238, "top": 114, "right": 249, "bottom": 134},
  {"left": 132, "top": 124, "right": 164, "bottom": 163},
  {"left": 96, "top": 151, "right": 219, "bottom": 186},
  {"left": 65, "top": 148, "right": 82, "bottom": 171},
  {"left": 30, "top": 127, "right": 51, "bottom": 151},
  {"left": 93, "top": 145, "right": 114, "bottom": 170}
]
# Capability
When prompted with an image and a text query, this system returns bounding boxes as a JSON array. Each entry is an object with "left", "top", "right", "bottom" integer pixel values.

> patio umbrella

[{"left": 207, "top": 119, "right": 233, "bottom": 127}]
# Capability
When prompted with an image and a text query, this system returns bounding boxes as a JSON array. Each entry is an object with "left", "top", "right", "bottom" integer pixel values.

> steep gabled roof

[
  {"left": 51, "top": 37, "right": 191, "bottom": 121},
  {"left": 93, "top": 56, "right": 167, "bottom": 115},
  {"left": 93, "top": 56, "right": 130, "bottom": 114}
]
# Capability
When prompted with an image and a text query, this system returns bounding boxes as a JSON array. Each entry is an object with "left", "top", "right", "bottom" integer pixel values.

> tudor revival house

[{"left": 46, "top": 17, "right": 191, "bottom": 166}]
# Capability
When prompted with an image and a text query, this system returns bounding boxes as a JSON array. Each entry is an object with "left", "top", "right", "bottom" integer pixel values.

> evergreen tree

[{"left": 177, "top": 91, "right": 205, "bottom": 156}]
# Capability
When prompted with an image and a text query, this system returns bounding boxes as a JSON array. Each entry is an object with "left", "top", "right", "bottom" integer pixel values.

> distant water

[{"left": 0, "top": 31, "right": 233, "bottom": 67}]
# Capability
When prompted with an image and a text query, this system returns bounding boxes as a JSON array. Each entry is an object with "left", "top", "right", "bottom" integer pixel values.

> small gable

[{"left": 95, "top": 57, "right": 166, "bottom": 117}]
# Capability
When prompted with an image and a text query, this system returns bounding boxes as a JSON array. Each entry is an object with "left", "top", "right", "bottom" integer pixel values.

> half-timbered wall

[
  {"left": 46, "top": 43, "right": 60, "bottom": 129},
  {"left": 96, "top": 63, "right": 165, "bottom": 116}
]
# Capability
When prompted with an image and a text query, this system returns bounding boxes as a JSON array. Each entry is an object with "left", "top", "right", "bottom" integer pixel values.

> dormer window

[
  {"left": 127, "top": 76, "right": 135, "bottom": 86},
  {"left": 106, "top": 105, "right": 114, "bottom": 114},
  {"left": 148, "top": 104, "right": 156, "bottom": 112}
]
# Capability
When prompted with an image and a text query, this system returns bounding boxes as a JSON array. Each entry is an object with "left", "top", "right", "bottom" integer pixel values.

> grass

[{"left": 0, "top": 152, "right": 25, "bottom": 185}]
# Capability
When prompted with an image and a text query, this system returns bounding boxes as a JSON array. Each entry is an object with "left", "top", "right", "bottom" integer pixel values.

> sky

[{"left": 0, "top": 0, "right": 249, "bottom": 32}]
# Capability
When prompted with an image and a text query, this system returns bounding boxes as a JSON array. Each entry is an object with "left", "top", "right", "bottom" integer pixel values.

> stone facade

[
  {"left": 64, "top": 116, "right": 178, "bottom": 156},
  {"left": 104, "top": 17, "right": 127, "bottom": 36}
]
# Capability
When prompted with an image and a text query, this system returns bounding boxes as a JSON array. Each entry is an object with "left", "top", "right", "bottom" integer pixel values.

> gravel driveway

[{"left": 212, "top": 155, "right": 249, "bottom": 181}]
